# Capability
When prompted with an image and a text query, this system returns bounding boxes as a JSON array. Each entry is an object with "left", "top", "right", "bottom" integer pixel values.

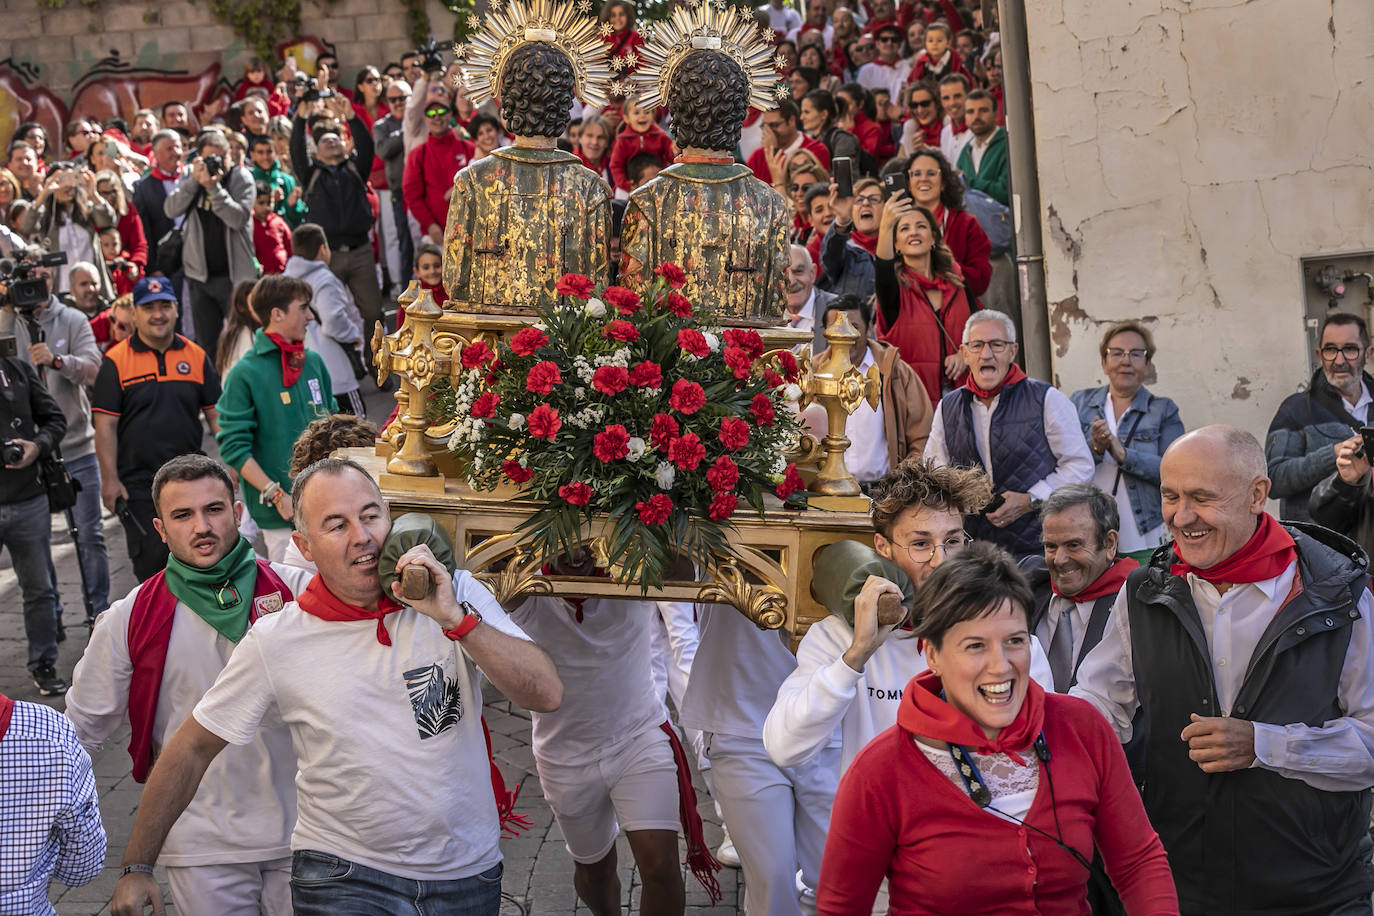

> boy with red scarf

[
  {"left": 215, "top": 274, "right": 335, "bottom": 562},
  {"left": 1073, "top": 426, "right": 1374, "bottom": 915},
  {"left": 69, "top": 455, "right": 310, "bottom": 916},
  {"left": 111, "top": 458, "right": 562, "bottom": 916}
]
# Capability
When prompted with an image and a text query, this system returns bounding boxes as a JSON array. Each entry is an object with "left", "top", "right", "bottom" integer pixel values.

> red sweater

[
  {"left": 939, "top": 206, "right": 992, "bottom": 299},
  {"left": 115, "top": 206, "right": 148, "bottom": 271},
  {"left": 818, "top": 693, "right": 1179, "bottom": 916},
  {"left": 746, "top": 135, "right": 831, "bottom": 184},
  {"left": 403, "top": 131, "right": 475, "bottom": 233},
  {"left": 253, "top": 211, "right": 292, "bottom": 274},
  {"left": 608, "top": 122, "right": 674, "bottom": 192}
]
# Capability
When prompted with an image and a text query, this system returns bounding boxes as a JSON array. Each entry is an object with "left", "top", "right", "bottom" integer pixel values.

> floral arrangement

[{"left": 444, "top": 264, "right": 807, "bottom": 588}]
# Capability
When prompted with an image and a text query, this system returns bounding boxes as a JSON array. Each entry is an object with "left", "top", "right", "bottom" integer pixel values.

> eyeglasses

[
  {"left": 386, "top": 95, "right": 409, "bottom": 104},
  {"left": 896, "top": 535, "right": 973, "bottom": 566},
  {"left": 361, "top": 76, "right": 378, "bottom": 83},
  {"left": 877, "top": 35, "right": 901, "bottom": 43},
  {"left": 853, "top": 193, "right": 883, "bottom": 205},
  {"left": 965, "top": 339, "right": 1013, "bottom": 353},
  {"left": 1320, "top": 344, "right": 1366, "bottom": 361},
  {"left": 1105, "top": 347, "right": 1149, "bottom": 362},
  {"left": 789, "top": 182, "right": 814, "bottom": 192},
  {"left": 912, "top": 99, "right": 935, "bottom": 109},
  {"left": 424, "top": 107, "right": 451, "bottom": 118}
]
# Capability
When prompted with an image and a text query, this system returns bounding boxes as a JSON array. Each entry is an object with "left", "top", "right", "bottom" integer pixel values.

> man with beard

[
  {"left": 111, "top": 458, "right": 561, "bottom": 915},
  {"left": 69, "top": 455, "right": 311, "bottom": 915}
]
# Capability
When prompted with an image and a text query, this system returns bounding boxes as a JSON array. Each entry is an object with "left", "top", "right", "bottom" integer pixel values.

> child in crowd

[
  {"left": 98, "top": 226, "right": 138, "bottom": 298},
  {"left": 251, "top": 181, "right": 292, "bottom": 275},
  {"left": 89, "top": 292, "right": 134, "bottom": 354},
  {"left": 413, "top": 240, "right": 448, "bottom": 318},
  {"left": 233, "top": 57, "right": 274, "bottom": 102},
  {"left": 608, "top": 94, "right": 674, "bottom": 195},
  {"left": 625, "top": 152, "right": 662, "bottom": 192},
  {"left": 909, "top": 22, "right": 969, "bottom": 83}
]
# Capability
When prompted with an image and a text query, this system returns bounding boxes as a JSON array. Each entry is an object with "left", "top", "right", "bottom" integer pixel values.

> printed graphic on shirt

[
  {"left": 253, "top": 591, "right": 284, "bottom": 616},
  {"left": 404, "top": 660, "right": 464, "bottom": 739}
]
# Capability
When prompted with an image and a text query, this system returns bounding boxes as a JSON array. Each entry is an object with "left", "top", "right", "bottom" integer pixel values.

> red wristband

[{"left": 442, "top": 603, "right": 483, "bottom": 641}]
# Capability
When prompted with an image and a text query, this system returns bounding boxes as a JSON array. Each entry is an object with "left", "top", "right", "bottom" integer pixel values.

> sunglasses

[
  {"left": 425, "top": 107, "right": 451, "bottom": 118},
  {"left": 361, "top": 76, "right": 378, "bottom": 83},
  {"left": 877, "top": 36, "right": 901, "bottom": 43},
  {"left": 912, "top": 99, "right": 935, "bottom": 108},
  {"left": 387, "top": 95, "right": 409, "bottom": 103}
]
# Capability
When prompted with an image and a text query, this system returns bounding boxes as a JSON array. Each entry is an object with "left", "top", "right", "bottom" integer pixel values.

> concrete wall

[
  {"left": 1024, "top": 0, "right": 1374, "bottom": 436},
  {"left": 0, "top": 0, "right": 457, "bottom": 147}
]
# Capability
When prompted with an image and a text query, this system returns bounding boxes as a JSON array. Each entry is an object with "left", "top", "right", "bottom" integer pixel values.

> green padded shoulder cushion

[
  {"left": 810, "top": 538, "right": 916, "bottom": 628},
  {"left": 378, "top": 513, "right": 457, "bottom": 604}
]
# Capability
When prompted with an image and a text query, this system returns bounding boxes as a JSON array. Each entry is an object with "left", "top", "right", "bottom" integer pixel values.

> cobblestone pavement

[{"left": 2, "top": 386, "right": 745, "bottom": 915}]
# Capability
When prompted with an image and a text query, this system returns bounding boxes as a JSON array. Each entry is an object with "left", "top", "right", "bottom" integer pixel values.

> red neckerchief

[
  {"left": 899, "top": 669, "right": 1046, "bottom": 765},
  {"left": 0, "top": 692, "right": 14, "bottom": 742},
  {"left": 661, "top": 721, "right": 723, "bottom": 902},
  {"left": 1052, "top": 556, "right": 1139, "bottom": 602},
  {"left": 266, "top": 332, "right": 306, "bottom": 387},
  {"left": 964, "top": 362, "right": 1027, "bottom": 399},
  {"left": 296, "top": 575, "right": 405, "bottom": 645},
  {"left": 849, "top": 228, "right": 879, "bottom": 254},
  {"left": 151, "top": 165, "right": 181, "bottom": 182},
  {"left": 1170, "top": 514, "right": 1297, "bottom": 588},
  {"left": 420, "top": 280, "right": 448, "bottom": 308},
  {"left": 902, "top": 265, "right": 955, "bottom": 297},
  {"left": 919, "top": 119, "right": 943, "bottom": 147},
  {"left": 575, "top": 148, "right": 606, "bottom": 173},
  {"left": 126, "top": 562, "right": 292, "bottom": 782},
  {"left": 870, "top": 57, "right": 900, "bottom": 68}
]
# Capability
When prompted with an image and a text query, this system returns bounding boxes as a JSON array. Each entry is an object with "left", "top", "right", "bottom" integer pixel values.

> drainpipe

[{"left": 996, "top": 0, "right": 1052, "bottom": 380}]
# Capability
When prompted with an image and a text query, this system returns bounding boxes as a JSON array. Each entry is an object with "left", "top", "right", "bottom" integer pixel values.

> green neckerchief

[{"left": 163, "top": 536, "right": 261, "bottom": 642}]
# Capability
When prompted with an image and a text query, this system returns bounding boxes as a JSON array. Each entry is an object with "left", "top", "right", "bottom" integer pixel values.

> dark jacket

[
  {"left": 1310, "top": 469, "right": 1374, "bottom": 561},
  {"left": 290, "top": 114, "right": 375, "bottom": 248},
  {"left": 1018, "top": 554, "right": 1116, "bottom": 690},
  {"left": 372, "top": 112, "right": 407, "bottom": 195},
  {"left": 817, "top": 223, "right": 875, "bottom": 300},
  {"left": 1126, "top": 524, "right": 1374, "bottom": 914},
  {"left": 0, "top": 356, "right": 67, "bottom": 505},
  {"left": 132, "top": 172, "right": 176, "bottom": 273},
  {"left": 1266, "top": 368, "right": 1370, "bottom": 522}
]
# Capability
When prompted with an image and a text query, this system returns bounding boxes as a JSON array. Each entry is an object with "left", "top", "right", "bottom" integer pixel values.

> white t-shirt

[
  {"left": 192, "top": 570, "right": 529, "bottom": 881},
  {"left": 65, "top": 563, "right": 313, "bottom": 867},
  {"left": 508, "top": 597, "right": 667, "bottom": 765},
  {"left": 1090, "top": 403, "right": 1167, "bottom": 553},
  {"left": 679, "top": 601, "right": 799, "bottom": 740}
]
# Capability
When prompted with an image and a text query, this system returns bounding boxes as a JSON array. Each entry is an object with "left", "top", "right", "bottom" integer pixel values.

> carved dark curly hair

[
  {"left": 667, "top": 50, "right": 749, "bottom": 152},
  {"left": 500, "top": 43, "right": 577, "bottom": 138}
]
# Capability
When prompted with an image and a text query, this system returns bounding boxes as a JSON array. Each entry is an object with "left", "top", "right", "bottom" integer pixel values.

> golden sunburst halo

[
  {"left": 460, "top": 0, "right": 612, "bottom": 108},
  {"left": 630, "top": 0, "right": 783, "bottom": 112}
]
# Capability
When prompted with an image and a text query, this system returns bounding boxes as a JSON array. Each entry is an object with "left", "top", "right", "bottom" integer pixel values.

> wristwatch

[
  {"left": 443, "top": 601, "right": 483, "bottom": 641},
  {"left": 51, "top": 355, "right": 63, "bottom": 371}
]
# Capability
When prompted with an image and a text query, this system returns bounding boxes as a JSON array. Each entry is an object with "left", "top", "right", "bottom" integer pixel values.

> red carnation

[
  {"left": 469, "top": 390, "right": 500, "bottom": 419},
  {"left": 654, "top": 261, "right": 687, "bottom": 288},
  {"left": 668, "top": 433, "right": 706, "bottom": 471},
  {"left": 677, "top": 328, "right": 709, "bottom": 358},
  {"left": 555, "top": 273, "right": 595, "bottom": 298},
  {"left": 763, "top": 369, "right": 786, "bottom": 388},
  {"left": 629, "top": 361, "right": 663, "bottom": 388},
  {"left": 460, "top": 339, "right": 494, "bottom": 369},
  {"left": 777, "top": 350, "right": 800, "bottom": 381},
  {"left": 593, "top": 424, "right": 631, "bottom": 461},
  {"left": 635, "top": 493, "right": 674, "bottom": 526},
  {"left": 724, "top": 328, "right": 766, "bottom": 358},
  {"left": 528, "top": 403, "right": 561, "bottom": 441},
  {"left": 723, "top": 346, "right": 754, "bottom": 379},
  {"left": 776, "top": 463, "right": 805, "bottom": 500},
  {"left": 604, "top": 286, "right": 643, "bottom": 315},
  {"left": 649, "top": 413, "right": 679, "bottom": 451},
  {"left": 669, "top": 379, "right": 706, "bottom": 415},
  {"left": 526, "top": 360, "right": 562, "bottom": 395},
  {"left": 708, "top": 492, "right": 739, "bottom": 521},
  {"left": 663, "top": 291, "right": 693, "bottom": 317},
  {"left": 592, "top": 365, "right": 629, "bottom": 396},
  {"left": 719, "top": 416, "right": 750, "bottom": 451},
  {"left": 503, "top": 460, "right": 533, "bottom": 483},
  {"left": 602, "top": 320, "right": 640, "bottom": 342},
  {"left": 510, "top": 326, "right": 549, "bottom": 356},
  {"left": 706, "top": 455, "right": 739, "bottom": 492},
  {"left": 558, "top": 481, "right": 593, "bottom": 506},
  {"left": 750, "top": 392, "right": 776, "bottom": 426}
]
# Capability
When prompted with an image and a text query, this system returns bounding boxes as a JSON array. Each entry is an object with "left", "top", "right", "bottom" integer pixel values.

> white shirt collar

[{"left": 1344, "top": 381, "right": 1372, "bottom": 418}]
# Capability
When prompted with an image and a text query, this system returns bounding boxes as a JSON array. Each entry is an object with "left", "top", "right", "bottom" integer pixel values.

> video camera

[
  {"left": 416, "top": 36, "right": 447, "bottom": 74},
  {"left": 0, "top": 250, "right": 67, "bottom": 311}
]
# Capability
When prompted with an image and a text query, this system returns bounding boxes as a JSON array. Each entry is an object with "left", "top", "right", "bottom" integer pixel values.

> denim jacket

[{"left": 1070, "top": 385, "right": 1185, "bottom": 535}]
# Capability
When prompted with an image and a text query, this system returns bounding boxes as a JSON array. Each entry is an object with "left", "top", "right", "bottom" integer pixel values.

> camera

[
  {"left": 301, "top": 87, "right": 335, "bottom": 103},
  {"left": 0, "top": 250, "right": 67, "bottom": 311},
  {"left": 1, "top": 439, "right": 24, "bottom": 466},
  {"left": 202, "top": 154, "right": 224, "bottom": 178},
  {"left": 417, "top": 36, "right": 446, "bottom": 73}
]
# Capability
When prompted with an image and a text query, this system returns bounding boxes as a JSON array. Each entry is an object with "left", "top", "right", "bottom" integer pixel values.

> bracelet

[
  {"left": 258, "top": 482, "right": 281, "bottom": 506},
  {"left": 121, "top": 864, "right": 155, "bottom": 877}
]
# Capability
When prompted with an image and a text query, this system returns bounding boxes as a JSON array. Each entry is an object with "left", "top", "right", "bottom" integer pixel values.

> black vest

[{"left": 1126, "top": 525, "right": 1374, "bottom": 914}]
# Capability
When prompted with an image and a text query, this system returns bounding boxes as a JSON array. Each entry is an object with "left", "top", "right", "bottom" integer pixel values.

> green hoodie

[
  {"left": 251, "top": 161, "right": 310, "bottom": 227},
  {"left": 956, "top": 126, "right": 1009, "bottom": 206}
]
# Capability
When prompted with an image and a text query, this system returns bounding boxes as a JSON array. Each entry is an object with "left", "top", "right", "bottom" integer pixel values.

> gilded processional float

[{"left": 367, "top": 0, "right": 881, "bottom": 639}]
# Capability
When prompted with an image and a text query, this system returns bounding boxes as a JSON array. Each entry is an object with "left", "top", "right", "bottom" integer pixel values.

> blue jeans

[
  {"left": 45, "top": 453, "right": 110, "bottom": 619},
  {"left": 290, "top": 850, "right": 502, "bottom": 916},
  {"left": 0, "top": 493, "right": 59, "bottom": 670}
]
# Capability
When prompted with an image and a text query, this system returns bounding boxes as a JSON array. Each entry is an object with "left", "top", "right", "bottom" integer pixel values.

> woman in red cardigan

[
  {"left": 818, "top": 545, "right": 1178, "bottom": 916},
  {"left": 872, "top": 197, "right": 970, "bottom": 402},
  {"left": 904, "top": 148, "right": 992, "bottom": 301}
]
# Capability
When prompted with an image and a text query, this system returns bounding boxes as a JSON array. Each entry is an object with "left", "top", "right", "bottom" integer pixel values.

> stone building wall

[{"left": 1024, "top": 0, "right": 1374, "bottom": 435}]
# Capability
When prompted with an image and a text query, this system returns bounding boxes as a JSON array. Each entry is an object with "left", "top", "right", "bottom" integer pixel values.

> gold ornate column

[
  {"left": 372, "top": 289, "right": 450, "bottom": 491},
  {"left": 803, "top": 310, "right": 880, "bottom": 510}
]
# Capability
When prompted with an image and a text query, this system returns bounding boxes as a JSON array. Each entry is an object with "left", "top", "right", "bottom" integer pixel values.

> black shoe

[
  {"left": 32, "top": 664, "right": 68, "bottom": 697},
  {"left": 56, "top": 618, "right": 66, "bottom": 643}
]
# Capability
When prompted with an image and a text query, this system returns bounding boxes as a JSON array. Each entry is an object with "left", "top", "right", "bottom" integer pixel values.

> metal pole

[{"left": 995, "top": 0, "right": 1053, "bottom": 380}]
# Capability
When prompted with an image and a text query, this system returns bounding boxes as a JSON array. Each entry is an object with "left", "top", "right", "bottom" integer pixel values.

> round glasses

[{"left": 896, "top": 535, "right": 973, "bottom": 566}]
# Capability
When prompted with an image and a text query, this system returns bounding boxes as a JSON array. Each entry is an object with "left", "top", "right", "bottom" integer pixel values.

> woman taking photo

[
  {"left": 898, "top": 80, "right": 944, "bottom": 155},
  {"left": 20, "top": 163, "right": 115, "bottom": 297},
  {"left": 903, "top": 148, "right": 992, "bottom": 299},
  {"left": 817, "top": 545, "right": 1179, "bottom": 916},
  {"left": 1070, "top": 321, "right": 1185, "bottom": 564},
  {"left": 820, "top": 176, "right": 883, "bottom": 300},
  {"left": 873, "top": 194, "right": 970, "bottom": 402}
]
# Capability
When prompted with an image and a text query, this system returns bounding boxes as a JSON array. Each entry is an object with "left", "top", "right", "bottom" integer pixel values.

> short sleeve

[
  {"left": 201, "top": 352, "right": 222, "bottom": 406},
  {"left": 91, "top": 355, "right": 122, "bottom": 415},
  {"left": 451, "top": 569, "right": 531, "bottom": 643},
  {"left": 192, "top": 627, "right": 277, "bottom": 746}
]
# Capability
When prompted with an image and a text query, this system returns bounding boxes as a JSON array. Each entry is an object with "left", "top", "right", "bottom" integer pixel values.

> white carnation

[
  {"left": 575, "top": 387, "right": 587, "bottom": 399},
  {"left": 703, "top": 331, "right": 720, "bottom": 352},
  {"left": 508, "top": 413, "right": 526, "bottom": 430},
  {"left": 783, "top": 383, "right": 803, "bottom": 403},
  {"left": 585, "top": 298, "right": 607, "bottom": 318},
  {"left": 654, "top": 462, "right": 676, "bottom": 490},
  {"left": 627, "top": 437, "right": 647, "bottom": 461}
]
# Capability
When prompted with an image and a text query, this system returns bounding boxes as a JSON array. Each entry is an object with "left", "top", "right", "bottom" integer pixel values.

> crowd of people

[{"left": 2, "top": 2, "right": 1374, "bottom": 915}]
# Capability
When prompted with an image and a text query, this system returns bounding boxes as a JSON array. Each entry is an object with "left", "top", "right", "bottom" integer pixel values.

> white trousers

[
  {"left": 651, "top": 601, "right": 705, "bottom": 764},
  {"left": 163, "top": 856, "right": 292, "bottom": 916},
  {"left": 376, "top": 189, "right": 404, "bottom": 291},
  {"left": 705, "top": 732, "right": 839, "bottom": 916}
]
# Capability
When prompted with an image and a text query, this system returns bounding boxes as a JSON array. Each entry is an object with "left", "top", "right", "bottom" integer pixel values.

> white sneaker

[{"left": 716, "top": 831, "right": 741, "bottom": 868}]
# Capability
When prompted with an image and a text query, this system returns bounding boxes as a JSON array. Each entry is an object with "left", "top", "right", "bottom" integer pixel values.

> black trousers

[{"left": 120, "top": 493, "right": 167, "bottom": 582}]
